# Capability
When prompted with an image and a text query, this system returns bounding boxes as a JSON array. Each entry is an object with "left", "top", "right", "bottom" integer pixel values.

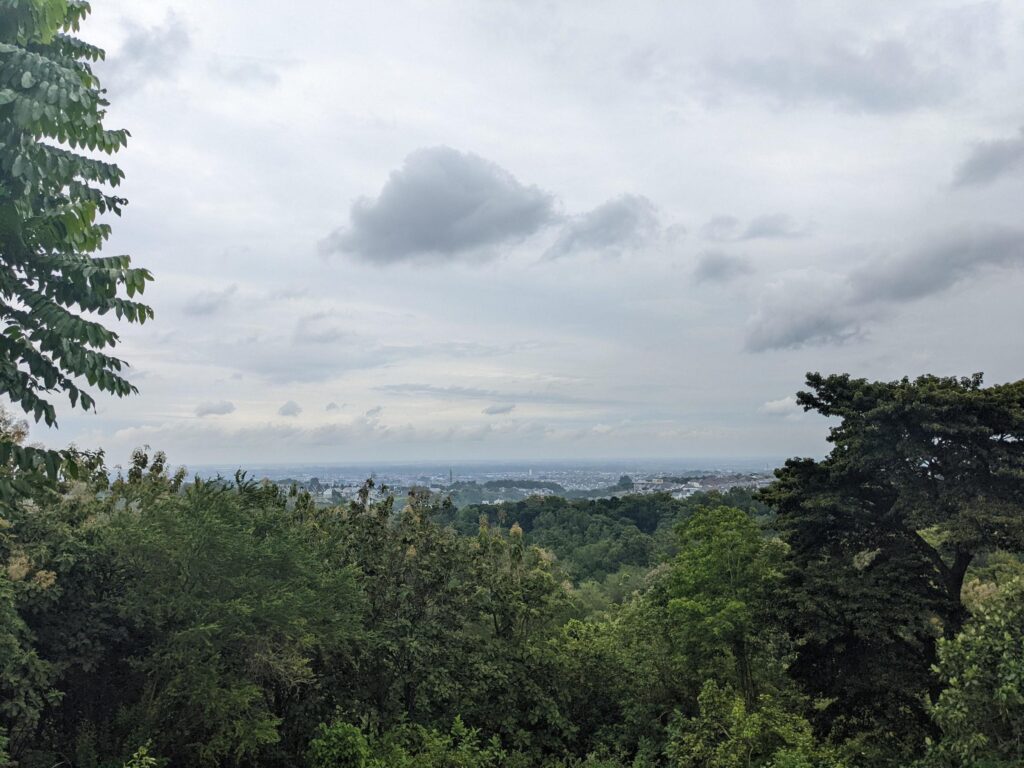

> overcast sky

[{"left": 29, "top": 0, "right": 1024, "bottom": 467}]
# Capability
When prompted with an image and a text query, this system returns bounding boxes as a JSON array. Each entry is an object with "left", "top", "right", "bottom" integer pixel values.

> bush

[
  {"left": 307, "top": 721, "right": 370, "bottom": 768},
  {"left": 666, "top": 681, "right": 843, "bottom": 768},
  {"left": 308, "top": 718, "right": 514, "bottom": 768}
]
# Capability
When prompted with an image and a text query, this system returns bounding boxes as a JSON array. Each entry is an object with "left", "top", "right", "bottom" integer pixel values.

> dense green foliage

[
  {"left": 2, "top": 447, "right": 365, "bottom": 766},
  {"left": 0, "top": 0, "right": 152, "bottom": 501},
  {"left": 307, "top": 717, "right": 511, "bottom": 768},
  {"left": 446, "top": 488, "right": 770, "bottom": 582},
  {"left": 665, "top": 681, "right": 839, "bottom": 768},
  {"left": 924, "top": 577, "right": 1024, "bottom": 767},
  {"left": 0, "top": 455, "right": 843, "bottom": 768}
]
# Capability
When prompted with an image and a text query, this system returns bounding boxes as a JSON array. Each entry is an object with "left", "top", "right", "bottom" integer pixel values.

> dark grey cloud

[
  {"left": 121, "top": 367, "right": 151, "bottom": 382},
  {"left": 850, "top": 226, "right": 1024, "bottom": 302},
  {"left": 709, "top": 39, "right": 949, "bottom": 114},
  {"left": 747, "top": 226, "right": 1024, "bottom": 351},
  {"left": 482, "top": 403, "right": 516, "bottom": 415},
  {"left": 195, "top": 400, "right": 236, "bottom": 417},
  {"left": 104, "top": 12, "right": 190, "bottom": 95},
  {"left": 745, "top": 278, "right": 864, "bottom": 352},
  {"left": 364, "top": 405, "right": 384, "bottom": 418},
  {"left": 692, "top": 250, "right": 752, "bottom": 284},
  {"left": 278, "top": 400, "right": 302, "bottom": 417},
  {"left": 664, "top": 223, "right": 688, "bottom": 245},
  {"left": 545, "top": 195, "right": 659, "bottom": 259},
  {"left": 183, "top": 284, "right": 237, "bottom": 316},
  {"left": 320, "top": 146, "right": 557, "bottom": 263},
  {"left": 953, "top": 127, "right": 1024, "bottom": 187},
  {"left": 325, "top": 402, "right": 342, "bottom": 412}
]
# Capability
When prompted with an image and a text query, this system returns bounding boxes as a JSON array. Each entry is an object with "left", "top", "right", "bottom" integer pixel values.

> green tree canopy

[
  {"left": 0, "top": 0, "right": 152, "bottom": 500},
  {"left": 666, "top": 506, "right": 787, "bottom": 707},
  {"left": 763, "top": 372, "right": 1024, "bottom": 758},
  {"left": 775, "top": 372, "right": 1024, "bottom": 614},
  {"left": 925, "top": 578, "right": 1024, "bottom": 768}
]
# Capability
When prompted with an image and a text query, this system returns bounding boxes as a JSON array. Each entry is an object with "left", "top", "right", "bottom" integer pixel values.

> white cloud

[
  {"left": 195, "top": 400, "right": 235, "bottom": 417},
  {"left": 482, "top": 404, "right": 516, "bottom": 415},
  {"left": 759, "top": 396, "right": 798, "bottom": 415}
]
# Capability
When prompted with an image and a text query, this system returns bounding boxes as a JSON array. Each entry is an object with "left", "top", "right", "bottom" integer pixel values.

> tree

[
  {"left": 777, "top": 373, "right": 1024, "bottom": 623},
  {"left": 106, "top": 471, "right": 362, "bottom": 766},
  {"left": 0, "top": 0, "right": 153, "bottom": 500},
  {"left": 665, "top": 506, "right": 787, "bottom": 707},
  {"left": 462, "top": 519, "right": 571, "bottom": 756},
  {"left": 762, "top": 373, "right": 1024, "bottom": 757},
  {"left": 556, "top": 616, "right": 633, "bottom": 758},
  {"left": 924, "top": 578, "right": 1024, "bottom": 767},
  {"left": 322, "top": 485, "right": 479, "bottom": 731}
]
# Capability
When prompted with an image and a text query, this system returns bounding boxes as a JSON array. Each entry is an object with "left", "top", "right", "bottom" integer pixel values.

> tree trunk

[
  {"left": 945, "top": 547, "right": 974, "bottom": 636},
  {"left": 907, "top": 530, "right": 974, "bottom": 636},
  {"left": 734, "top": 636, "right": 756, "bottom": 708}
]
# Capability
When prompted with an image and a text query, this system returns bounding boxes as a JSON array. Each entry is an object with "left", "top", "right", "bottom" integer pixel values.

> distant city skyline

[
  {"left": 189, "top": 456, "right": 784, "bottom": 478},
  {"left": 29, "top": 0, "right": 1024, "bottom": 466}
]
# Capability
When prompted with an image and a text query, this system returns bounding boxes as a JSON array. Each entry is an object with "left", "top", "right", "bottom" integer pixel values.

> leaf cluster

[{"left": 1, "top": 0, "right": 153, "bottom": 502}]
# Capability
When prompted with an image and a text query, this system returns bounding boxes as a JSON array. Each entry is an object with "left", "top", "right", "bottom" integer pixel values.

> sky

[{"left": 27, "top": 0, "right": 1024, "bottom": 467}]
